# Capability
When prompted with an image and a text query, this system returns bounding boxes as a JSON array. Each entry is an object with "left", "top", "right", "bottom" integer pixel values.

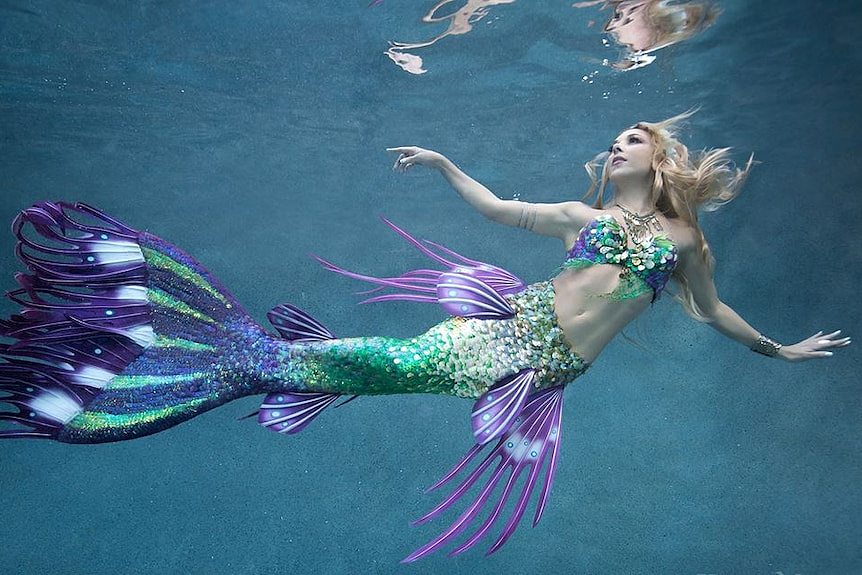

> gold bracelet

[{"left": 750, "top": 334, "right": 782, "bottom": 357}]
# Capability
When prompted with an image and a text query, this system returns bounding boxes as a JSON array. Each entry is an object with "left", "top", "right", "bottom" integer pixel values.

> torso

[{"left": 551, "top": 205, "right": 693, "bottom": 363}]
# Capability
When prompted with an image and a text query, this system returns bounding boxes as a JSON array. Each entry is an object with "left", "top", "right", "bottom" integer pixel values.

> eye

[{"left": 628, "top": 135, "right": 642, "bottom": 144}]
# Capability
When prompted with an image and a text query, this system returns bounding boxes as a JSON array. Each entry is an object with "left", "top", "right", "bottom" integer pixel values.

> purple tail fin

[
  {"left": 257, "top": 391, "right": 342, "bottom": 434},
  {"left": 0, "top": 201, "right": 262, "bottom": 442},
  {"left": 267, "top": 303, "right": 335, "bottom": 342},
  {"left": 0, "top": 202, "right": 153, "bottom": 439},
  {"left": 402, "top": 385, "right": 566, "bottom": 562}
]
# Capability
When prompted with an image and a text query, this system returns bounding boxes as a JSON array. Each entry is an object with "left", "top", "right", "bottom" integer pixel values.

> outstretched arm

[
  {"left": 387, "top": 146, "right": 590, "bottom": 243},
  {"left": 674, "top": 238, "right": 851, "bottom": 362}
]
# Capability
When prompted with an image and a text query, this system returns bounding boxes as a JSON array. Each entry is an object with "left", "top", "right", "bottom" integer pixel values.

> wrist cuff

[{"left": 751, "top": 335, "right": 782, "bottom": 357}]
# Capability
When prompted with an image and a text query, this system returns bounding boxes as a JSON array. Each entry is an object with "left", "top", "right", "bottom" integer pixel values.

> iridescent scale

[
  {"left": 270, "top": 281, "right": 589, "bottom": 399},
  {"left": 562, "top": 214, "right": 678, "bottom": 301}
]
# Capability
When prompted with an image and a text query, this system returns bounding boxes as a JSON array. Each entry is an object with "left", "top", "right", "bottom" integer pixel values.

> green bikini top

[{"left": 561, "top": 214, "right": 679, "bottom": 302}]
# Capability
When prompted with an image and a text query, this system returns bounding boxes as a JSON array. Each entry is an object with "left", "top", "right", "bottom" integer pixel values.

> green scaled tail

[
  {"left": 2, "top": 205, "right": 594, "bottom": 561},
  {"left": 253, "top": 221, "right": 592, "bottom": 562},
  {"left": 264, "top": 282, "right": 587, "bottom": 399}
]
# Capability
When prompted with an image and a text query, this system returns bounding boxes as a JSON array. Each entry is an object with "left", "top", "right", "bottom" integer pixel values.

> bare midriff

[{"left": 551, "top": 264, "right": 652, "bottom": 363}]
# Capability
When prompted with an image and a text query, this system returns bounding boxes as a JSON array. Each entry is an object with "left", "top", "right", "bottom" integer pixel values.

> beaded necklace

[{"left": 615, "top": 203, "right": 663, "bottom": 244}]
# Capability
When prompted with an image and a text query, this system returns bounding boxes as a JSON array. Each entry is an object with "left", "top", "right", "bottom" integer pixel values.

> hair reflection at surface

[{"left": 574, "top": 0, "right": 720, "bottom": 71}]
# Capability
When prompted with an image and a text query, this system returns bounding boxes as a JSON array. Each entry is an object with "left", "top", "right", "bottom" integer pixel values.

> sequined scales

[
  {"left": 564, "top": 214, "right": 678, "bottom": 301},
  {"left": 274, "top": 282, "right": 589, "bottom": 399}
]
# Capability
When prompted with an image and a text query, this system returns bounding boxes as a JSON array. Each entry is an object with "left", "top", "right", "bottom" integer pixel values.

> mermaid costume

[
  {"left": 0, "top": 202, "right": 677, "bottom": 561},
  {"left": 562, "top": 213, "right": 678, "bottom": 301}
]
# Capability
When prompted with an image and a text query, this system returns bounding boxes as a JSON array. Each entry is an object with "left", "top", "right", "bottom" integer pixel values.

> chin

[
  {"left": 608, "top": 169, "right": 627, "bottom": 182},
  {"left": 609, "top": 167, "right": 647, "bottom": 182}
]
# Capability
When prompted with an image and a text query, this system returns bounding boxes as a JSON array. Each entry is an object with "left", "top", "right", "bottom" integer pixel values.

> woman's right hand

[{"left": 387, "top": 146, "right": 446, "bottom": 173}]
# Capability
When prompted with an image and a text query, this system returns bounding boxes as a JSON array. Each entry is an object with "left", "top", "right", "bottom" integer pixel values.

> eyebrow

[{"left": 611, "top": 131, "right": 644, "bottom": 145}]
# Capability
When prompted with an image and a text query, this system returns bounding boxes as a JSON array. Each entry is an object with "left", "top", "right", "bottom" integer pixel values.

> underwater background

[{"left": 0, "top": 1, "right": 859, "bottom": 573}]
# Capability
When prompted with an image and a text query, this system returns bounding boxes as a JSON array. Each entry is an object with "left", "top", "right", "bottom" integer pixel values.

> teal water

[{"left": 0, "top": 1, "right": 859, "bottom": 573}]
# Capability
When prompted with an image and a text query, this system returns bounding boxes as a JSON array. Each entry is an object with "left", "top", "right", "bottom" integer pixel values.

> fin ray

[
  {"left": 267, "top": 304, "right": 335, "bottom": 342},
  {"left": 258, "top": 391, "right": 342, "bottom": 434},
  {"left": 470, "top": 369, "right": 534, "bottom": 444},
  {"left": 402, "top": 385, "right": 566, "bottom": 562},
  {"left": 318, "top": 220, "right": 525, "bottom": 317}
]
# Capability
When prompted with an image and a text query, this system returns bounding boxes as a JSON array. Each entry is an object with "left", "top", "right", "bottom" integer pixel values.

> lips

[{"left": 612, "top": 156, "right": 626, "bottom": 166}]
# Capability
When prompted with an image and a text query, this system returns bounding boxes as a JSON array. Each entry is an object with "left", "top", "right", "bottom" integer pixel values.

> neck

[{"left": 610, "top": 179, "right": 654, "bottom": 214}]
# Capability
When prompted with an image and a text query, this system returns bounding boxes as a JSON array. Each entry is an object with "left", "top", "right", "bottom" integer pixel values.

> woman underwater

[{"left": 0, "top": 112, "right": 850, "bottom": 561}]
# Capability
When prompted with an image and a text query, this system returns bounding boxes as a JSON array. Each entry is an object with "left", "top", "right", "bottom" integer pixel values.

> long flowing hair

[
  {"left": 582, "top": 110, "right": 754, "bottom": 320},
  {"left": 641, "top": 1, "right": 720, "bottom": 52},
  {"left": 600, "top": 0, "right": 721, "bottom": 70}
]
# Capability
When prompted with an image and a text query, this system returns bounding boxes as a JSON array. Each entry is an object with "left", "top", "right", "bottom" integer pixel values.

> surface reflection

[
  {"left": 385, "top": 0, "right": 515, "bottom": 75},
  {"left": 574, "top": 0, "right": 720, "bottom": 71}
]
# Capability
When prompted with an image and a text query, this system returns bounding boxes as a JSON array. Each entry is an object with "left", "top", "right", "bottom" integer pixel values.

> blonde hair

[
  {"left": 597, "top": 0, "right": 721, "bottom": 66},
  {"left": 642, "top": 0, "right": 720, "bottom": 52},
  {"left": 582, "top": 110, "right": 754, "bottom": 321}
]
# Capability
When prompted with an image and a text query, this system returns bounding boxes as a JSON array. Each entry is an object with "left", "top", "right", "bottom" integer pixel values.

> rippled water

[{"left": 0, "top": 1, "right": 859, "bottom": 573}]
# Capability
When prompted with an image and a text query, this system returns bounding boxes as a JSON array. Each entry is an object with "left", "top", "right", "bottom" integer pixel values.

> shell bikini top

[{"left": 561, "top": 214, "right": 679, "bottom": 302}]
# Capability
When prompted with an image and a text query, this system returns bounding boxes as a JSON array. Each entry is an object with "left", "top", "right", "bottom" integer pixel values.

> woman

[
  {"left": 388, "top": 113, "right": 845, "bottom": 365},
  {"left": 0, "top": 113, "right": 849, "bottom": 562}
]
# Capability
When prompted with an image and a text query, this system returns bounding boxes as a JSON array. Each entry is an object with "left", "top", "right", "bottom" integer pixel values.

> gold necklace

[{"left": 616, "top": 203, "right": 663, "bottom": 243}]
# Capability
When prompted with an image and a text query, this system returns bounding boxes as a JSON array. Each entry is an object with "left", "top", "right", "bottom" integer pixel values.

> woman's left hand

[{"left": 778, "top": 330, "right": 851, "bottom": 362}]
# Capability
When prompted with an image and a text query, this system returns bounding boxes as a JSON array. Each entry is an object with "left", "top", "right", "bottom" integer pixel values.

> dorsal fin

[
  {"left": 267, "top": 304, "right": 334, "bottom": 342},
  {"left": 437, "top": 271, "right": 514, "bottom": 320},
  {"left": 317, "top": 219, "right": 525, "bottom": 315}
]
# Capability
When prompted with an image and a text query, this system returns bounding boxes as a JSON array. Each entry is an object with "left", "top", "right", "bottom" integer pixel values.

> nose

[{"left": 611, "top": 143, "right": 622, "bottom": 154}]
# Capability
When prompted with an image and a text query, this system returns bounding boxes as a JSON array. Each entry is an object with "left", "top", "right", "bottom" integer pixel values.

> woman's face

[
  {"left": 607, "top": 127, "right": 654, "bottom": 181},
  {"left": 604, "top": 1, "right": 656, "bottom": 52}
]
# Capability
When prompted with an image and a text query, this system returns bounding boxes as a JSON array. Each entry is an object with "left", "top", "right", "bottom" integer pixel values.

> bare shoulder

[
  {"left": 558, "top": 200, "right": 600, "bottom": 228},
  {"left": 553, "top": 201, "right": 601, "bottom": 250},
  {"left": 665, "top": 218, "right": 700, "bottom": 256}
]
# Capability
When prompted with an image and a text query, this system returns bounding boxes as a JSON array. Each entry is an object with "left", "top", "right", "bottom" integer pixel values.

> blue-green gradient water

[{"left": 1, "top": 1, "right": 859, "bottom": 573}]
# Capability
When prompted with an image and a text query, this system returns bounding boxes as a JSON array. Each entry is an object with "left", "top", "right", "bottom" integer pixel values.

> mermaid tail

[
  {"left": 0, "top": 201, "right": 272, "bottom": 442},
  {"left": 318, "top": 221, "right": 587, "bottom": 559},
  {"left": 0, "top": 202, "right": 589, "bottom": 558}
]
